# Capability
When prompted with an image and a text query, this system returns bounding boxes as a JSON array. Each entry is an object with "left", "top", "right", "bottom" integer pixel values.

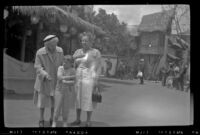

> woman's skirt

[
  {"left": 75, "top": 67, "right": 97, "bottom": 111},
  {"left": 33, "top": 90, "right": 54, "bottom": 108}
]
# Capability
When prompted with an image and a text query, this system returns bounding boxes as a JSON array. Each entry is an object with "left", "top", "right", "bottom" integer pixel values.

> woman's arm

[
  {"left": 34, "top": 52, "right": 49, "bottom": 80},
  {"left": 73, "top": 49, "right": 85, "bottom": 60}
]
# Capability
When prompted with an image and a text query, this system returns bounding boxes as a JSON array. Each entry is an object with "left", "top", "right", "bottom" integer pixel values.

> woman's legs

[
  {"left": 39, "top": 108, "right": 45, "bottom": 127},
  {"left": 39, "top": 108, "right": 45, "bottom": 121},
  {"left": 76, "top": 108, "right": 82, "bottom": 121}
]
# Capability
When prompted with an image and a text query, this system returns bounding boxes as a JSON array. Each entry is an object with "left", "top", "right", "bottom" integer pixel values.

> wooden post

[
  {"left": 69, "top": 38, "right": 72, "bottom": 55},
  {"left": 36, "top": 22, "right": 43, "bottom": 50},
  {"left": 4, "top": 20, "right": 7, "bottom": 49},
  {"left": 155, "top": 35, "right": 169, "bottom": 75},
  {"left": 21, "top": 34, "right": 26, "bottom": 62}
]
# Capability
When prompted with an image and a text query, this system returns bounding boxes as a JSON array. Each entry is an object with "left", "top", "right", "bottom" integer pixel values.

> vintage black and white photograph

[{"left": 3, "top": 5, "right": 191, "bottom": 128}]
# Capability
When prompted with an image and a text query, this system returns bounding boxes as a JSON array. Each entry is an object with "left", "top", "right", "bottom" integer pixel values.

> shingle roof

[{"left": 138, "top": 10, "right": 175, "bottom": 32}]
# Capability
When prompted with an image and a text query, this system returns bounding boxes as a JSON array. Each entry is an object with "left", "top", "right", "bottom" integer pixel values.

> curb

[{"left": 99, "top": 77, "right": 136, "bottom": 85}]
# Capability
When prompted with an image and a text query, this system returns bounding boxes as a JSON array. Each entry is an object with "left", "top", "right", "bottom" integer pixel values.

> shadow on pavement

[
  {"left": 4, "top": 93, "right": 33, "bottom": 100},
  {"left": 4, "top": 82, "right": 128, "bottom": 100}
]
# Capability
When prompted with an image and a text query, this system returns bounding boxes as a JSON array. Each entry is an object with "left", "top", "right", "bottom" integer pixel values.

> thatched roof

[
  {"left": 13, "top": 6, "right": 106, "bottom": 36},
  {"left": 138, "top": 10, "right": 175, "bottom": 32}
]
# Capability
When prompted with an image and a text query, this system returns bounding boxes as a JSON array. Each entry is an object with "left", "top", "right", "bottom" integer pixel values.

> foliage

[
  {"left": 89, "top": 8, "right": 132, "bottom": 56},
  {"left": 162, "top": 5, "right": 190, "bottom": 64}
]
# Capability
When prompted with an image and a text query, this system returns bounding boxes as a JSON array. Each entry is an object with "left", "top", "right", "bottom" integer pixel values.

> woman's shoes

[
  {"left": 70, "top": 120, "right": 81, "bottom": 126},
  {"left": 52, "top": 121, "right": 56, "bottom": 127},
  {"left": 39, "top": 120, "right": 44, "bottom": 127},
  {"left": 85, "top": 121, "right": 92, "bottom": 127}
]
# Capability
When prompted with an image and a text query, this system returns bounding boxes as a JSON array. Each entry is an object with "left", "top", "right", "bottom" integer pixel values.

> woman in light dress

[{"left": 71, "top": 32, "right": 101, "bottom": 127}]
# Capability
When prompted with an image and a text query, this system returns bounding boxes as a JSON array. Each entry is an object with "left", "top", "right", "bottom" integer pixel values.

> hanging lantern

[
  {"left": 4, "top": 9, "right": 9, "bottom": 19},
  {"left": 31, "top": 15, "right": 40, "bottom": 24},
  {"left": 26, "top": 29, "right": 32, "bottom": 36},
  {"left": 60, "top": 24, "right": 68, "bottom": 33},
  {"left": 70, "top": 27, "right": 77, "bottom": 35}
]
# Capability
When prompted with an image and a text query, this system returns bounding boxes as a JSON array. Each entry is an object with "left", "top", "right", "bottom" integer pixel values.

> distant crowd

[{"left": 104, "top": 58, "right": 190, "bottom": 92}]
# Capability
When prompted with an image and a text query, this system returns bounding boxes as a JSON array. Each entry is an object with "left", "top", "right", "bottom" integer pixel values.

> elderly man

[{"left": 33, "top": 35, "right": 64, "bottom": 127}]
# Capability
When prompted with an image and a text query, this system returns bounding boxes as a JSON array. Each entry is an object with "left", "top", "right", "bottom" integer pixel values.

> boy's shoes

[{"left": 70, "top": 120, "right": 81, "bottom": 126}]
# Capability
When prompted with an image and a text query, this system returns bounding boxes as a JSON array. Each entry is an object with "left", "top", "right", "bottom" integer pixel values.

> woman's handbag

[{"left": 92, "top": 85, "right": 102, "bottom": 103}]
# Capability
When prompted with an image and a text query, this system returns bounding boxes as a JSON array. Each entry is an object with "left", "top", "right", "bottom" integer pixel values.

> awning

[
  {"left": 176, "top": 36, "right": 189, "bottom": 49},
  {"left": 168, "top": 37, "right": 183, "bottom": 49},
  {"left": 167, "top": 53, "right": 180, "bottom": 60}
]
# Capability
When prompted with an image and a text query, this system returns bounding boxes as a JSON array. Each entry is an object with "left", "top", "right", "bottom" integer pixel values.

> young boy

[{"left": 52, "top": 55, "right": 76, "bottom": 127}]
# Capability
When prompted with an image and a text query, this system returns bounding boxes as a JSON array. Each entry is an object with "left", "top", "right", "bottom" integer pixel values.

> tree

[
  {"left": 92, "top": 8, "right": 132, "bottom": 57},
  {"left": 162, "top": 5, "right": 190, "bottom": 66},
  {"left": 162, "top": 5, "right": 190, "bottom": 34}
]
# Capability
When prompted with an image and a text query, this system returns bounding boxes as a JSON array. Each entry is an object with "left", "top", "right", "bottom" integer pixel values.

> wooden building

[
  {"left": 137, "top": 10, "right": 175, "bottom": 80},
  {"left": 4, "top": 6, "right": 106, "bottom": 62}
]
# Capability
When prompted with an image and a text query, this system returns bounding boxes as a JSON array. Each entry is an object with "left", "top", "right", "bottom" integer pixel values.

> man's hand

[{"left": 46, "top": 74, "right": 52, "bottom": 81}]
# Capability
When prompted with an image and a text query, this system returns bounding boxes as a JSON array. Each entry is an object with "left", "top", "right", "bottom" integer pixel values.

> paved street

[{"left": 4, "top": 79, "right": 192, "bottom": 127}]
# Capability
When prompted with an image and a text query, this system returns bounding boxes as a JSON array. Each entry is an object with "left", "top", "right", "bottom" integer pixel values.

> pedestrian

[
  {"left": 138, "top": 58, "right": 145, "bottom": 84},
  {"left": 165, "top": 63, "right": 175, "bottom": 88},
  {"left": 71, "top": 32, "right": 102, "bottom": 127},
  {"left": 118, "top": 61, "right": 124, "bottom": 80},
  {"left": 33, "top": 35, "right": 64, "bottom": 127},
  {"left": 176, "top": 65, "right": 188, "bottom": 91},
  {"left": 52, "top": 55, "right": 76, "bottom": 127},
  {"left": 105, "top": 58, "right": 112, "bottom": 77},
  {"left": 173, "top": 66, "right": 180, "bottom": 90}
]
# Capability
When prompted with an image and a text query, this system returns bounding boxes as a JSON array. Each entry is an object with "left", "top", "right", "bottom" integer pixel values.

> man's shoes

[
  {"left": 70, "top": 120, "right": 81, "bottom": 126},
  {"left": 49, "top": 119, "right": 53, "bottom": 127}
]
